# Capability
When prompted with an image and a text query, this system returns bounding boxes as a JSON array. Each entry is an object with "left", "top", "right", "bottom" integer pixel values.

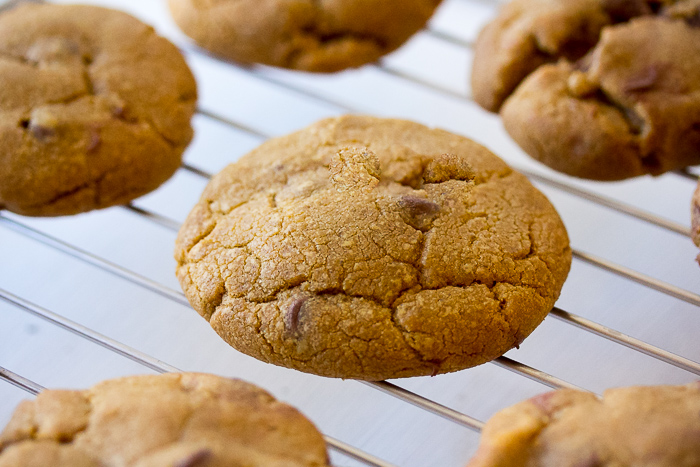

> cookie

[
  {"left": 692, "top": 181, "right": 700, "bottom": 262},
  {"left": 467, "top": 383, "right": 700, "bottom": 467},
  {"left": 472, "top": 0, "right": 700, "bottom": 180},
  {"left": 175, "top": 115, "right": 572, "bottom": 381},
  {"left": 0, "top": 4, "right": 197, "bottom": 216},
  {"left": 167, "top": 0, "right": 443, "bottom": 72},
  {"left": 0, "top": 373, "right": 330, "bottom": 467}
]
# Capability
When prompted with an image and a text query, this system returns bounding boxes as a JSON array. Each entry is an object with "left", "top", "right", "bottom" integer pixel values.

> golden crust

[
  {"left": 473, "top": 0, "right": 700, "bottom": 180},
  {"left": 168, "top": 0, "right": 443, "bottom": 72},
  {"left": 467, "top": 383, "right": 700, "bottom": 467},
  {"left": 0, "top": 4, "right": 196, "bottom": 216},
  {"left": 175, "top": 115, "right": 572, "bottom": 380},
  {"left": 0, "top": 373, "right": 330, "bottom": 467},
  {"left": 692, "top": 181, "right": 700, "bottom": 264}
]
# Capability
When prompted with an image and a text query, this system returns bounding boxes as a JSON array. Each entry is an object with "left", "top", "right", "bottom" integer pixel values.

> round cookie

[
  {"left": 0, "top": 4, "right": 197, "bottom": 216},
  {"left": 472, "top": 0, "right": 700, "bottom": 181},
  {"left": 175, "top": 115, "right": 572, "bottom": 381},
  {"left": 467, "top": 383, "right": 700, "bottom": 467},
  {"left": 167, "top": 0, "right": 443, "bottom": 72},
  {"left": 0, "top": 373, "right": 330, "bottom": 467}
]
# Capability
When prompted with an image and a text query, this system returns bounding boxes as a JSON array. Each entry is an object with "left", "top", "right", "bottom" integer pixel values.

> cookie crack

[
  {"left": 24, "top": 171, "right": 109, "bottom": 209},
  {"left": 283, "top": 4, "right": 388, "bottom": 68},
  {"left": 81, "top": 55, "right": 95, "bottom": 96},
  {"left": 15, "top": 52, "right": 95, "bottom": 131},
  {"left": 580, "top": 86, "right": 664, "bottom": 170},
  {"left": 305, "top": 0, "right": 388, "bottom": 49},
  {"left": 141, "top": 113, "right": 179, "bottom": 149},
  {"left": 62, "top": 393, "right": 94, "bottom": 446},
  {"left": 0, "top": 51, "right": 38, "bottom": 67}
]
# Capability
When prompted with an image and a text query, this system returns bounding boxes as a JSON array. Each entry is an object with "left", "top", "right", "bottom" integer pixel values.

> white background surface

[{"left": 1, "top": 1, "right": 699, "bottom": 466}]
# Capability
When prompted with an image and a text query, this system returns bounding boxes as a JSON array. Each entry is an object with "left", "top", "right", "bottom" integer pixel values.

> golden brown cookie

[
  {"left": 692, "top": 181, "right": 700, "bottom": 263},
  {"left": 472, "top": 0, "right": 700, "bottom": 181},
  {"left": 0, "top": 4, "right": 197, "bottom": 216},
  {"left": 0, "top": 373, "right": 330, "bottom": 467},
  {"left": 167, "top": 0, "right": 443, "bottom": 72},
  {"left": 175, "top": 115, "right": 572, "bottom": 381},
  {"left": 467, "top": 383, "right": 700, "bottom": 467}
]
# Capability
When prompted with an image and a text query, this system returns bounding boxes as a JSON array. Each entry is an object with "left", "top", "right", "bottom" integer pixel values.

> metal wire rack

[{"left": 1, "top": 0, "right": 698, "bottom": 466}]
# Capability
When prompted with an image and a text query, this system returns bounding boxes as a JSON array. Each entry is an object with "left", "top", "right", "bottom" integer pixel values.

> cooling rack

[{"left": 1, "top": 0, "right": 699, "bottom": 465}]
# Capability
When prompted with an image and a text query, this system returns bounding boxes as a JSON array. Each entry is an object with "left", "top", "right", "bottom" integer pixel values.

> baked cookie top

[
  {"left": 168, "top": 0, "right": 442, "bottom": 72},
  {"left": 472, "top": 0, "right": 700, "bottom": 180},
  {"left": 0, "top": 4, "right": 196, "bottom": 216},
  {"left": 0, "top": 373, "right": 330, "bottom": 467},
  {"left": 467, "top": 383, "right": 700, "bottom": 467},
  {"left": 692, "top": 181, "right": 700, "bottom": 262},
  {"left": 175, "top": 115, "right": 571, "bottom": 380}
]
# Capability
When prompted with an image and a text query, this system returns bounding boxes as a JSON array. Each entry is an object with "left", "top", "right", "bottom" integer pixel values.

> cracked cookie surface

[
  {"left": 472, "top": 0, "right": 700, "bottom": 180},
  {"left": 467, "top": 383, "right": 700, "bottom": 467},
  {"left": 0, "top": 4, "right": 196, "bottom": 216},
  {"left": 175, "top": 115, "right": 572, "bottom": 380},
  {"left": 0, "top": 373, "right": 330, "bottom": 467},
  {"left": 167, "top": 0, "right": 442, "bottom": 72}
]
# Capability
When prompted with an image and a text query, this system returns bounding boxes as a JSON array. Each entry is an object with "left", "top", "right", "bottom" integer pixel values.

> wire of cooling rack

[
  {"left": 0, "top": 261, "right": 565, "bottom": 430},
  {"left": 677, "top": 169, "right": 700, "bottom": 182},
  {"left": 200, "top": 100, "right": 695, "bottom": 240},
  {"left": 2, "top": 1, "right": 699, "bottom": 466},
  {"left": 0, "top": 367, "right": 42, "bottom": 396},
  {"left": 198, "top": 96, "right": 698, "bottom": 307},
  {"left": 0, "top": 290, "right": 398, "bottom": 467},
  {"left": 3, "top": 2, "right": 700, "bottom": 419},
  {"left": 169, "top": 36, "right": 700, "bottom": 310},
  {"left": 4, "top": 210, "right": 698, "bottom": 381}
]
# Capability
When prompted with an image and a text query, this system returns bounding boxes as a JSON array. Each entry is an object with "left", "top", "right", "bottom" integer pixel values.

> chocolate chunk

[
  {"left": 529, "top": 391, "right": 558, "bottom": 414},
  {"left": 174, "top": 448, "right": 212, "bottom": 467},
  {"left": 601, "top": 0, "right": 651, "bottom": 22},
  {"left": 87, "top": 127, "right": 101, "bottom": 153},
  {"left": 641, "top": 151, "right": 662, "bottom": 172},
  {"left": 27, "top": 108, "right": 58, "bottom": 142},
  {"left": 399, "top": 195, "right": 440, "bottom": 217},
  {"left": 685, "top": 11, "right": 700, "bottom": 28},
  {"left": 573, "top": 453, "right": 603, "bottom": 467},
  {"left": 110, "top": 105, "right": 125, "bottom": 119},
  {"left": 623, "top": 65, "right": 659, "bottom": 93},
  {"left": 285, "top": 297, "right": 307, "bottom": 333},
  {"left": 573, "top": 54, "right": 593, "bottom": 73},
  {"left": 399, "top": 195, "right": 440, "bottom": 231},
  {"left": 622, "top": 106, "right": 646, "bottom": 135},
  {"left": 29, "top": 123, "right": 55, "bottom": 141}
]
